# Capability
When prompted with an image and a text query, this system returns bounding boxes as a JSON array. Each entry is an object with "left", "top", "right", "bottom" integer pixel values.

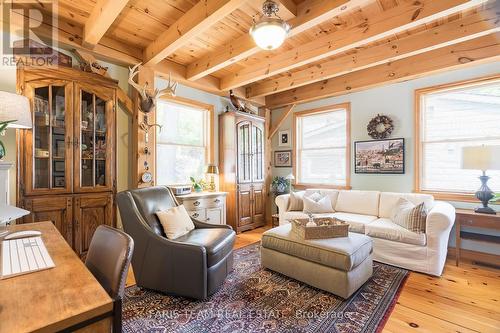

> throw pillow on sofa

[
  {"left": 391, "top": 198, "right": 427, "bottom": 233},
  {"left": 303, "top": 193, "right": 334, "bottom": 214},
  {"left": 287, "top": 191, "right": 304, "bottom": 211},
  {"left": 156, "top": 205, "right": 195, "bottom": 239}
]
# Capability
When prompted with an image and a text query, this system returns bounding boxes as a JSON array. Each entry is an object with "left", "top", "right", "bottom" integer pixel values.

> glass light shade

[
  {"left": 0, "top": 91, "right": 32, "bottom": 129},
  {"left": 250, "top": 17, "right": 290, "bottom": 50}
]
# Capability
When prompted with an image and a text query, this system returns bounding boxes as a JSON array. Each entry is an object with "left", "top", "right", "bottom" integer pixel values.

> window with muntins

[
  {"left": 295, "top": 105, "right": 349, "bottom": 186},
  {"left": 417, "top": 76, "right": 500, "bottom": 194},
  {"left": 156, "top": 99, "right": 211, "bottom": 185}
]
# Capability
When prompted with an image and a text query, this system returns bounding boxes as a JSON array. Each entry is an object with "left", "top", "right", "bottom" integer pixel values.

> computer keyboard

[{"left": 1, "top": 236, "right": 55, "bottom": 279}]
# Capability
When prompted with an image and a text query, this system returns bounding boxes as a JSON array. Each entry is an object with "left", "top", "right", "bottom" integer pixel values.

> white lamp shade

[
  {"left": 0, "top": 91, "right": 32, "bottom": 129},
  {"left": 461, "top": 145, "right": 500, "bottom": 171},
  {"left": 285, "top": 173, "right": 295, "bottom": 180}
]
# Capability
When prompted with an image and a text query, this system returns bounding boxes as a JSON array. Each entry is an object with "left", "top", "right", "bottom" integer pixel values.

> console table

[{"left": 454, "top": 209, "right": 500, "bottom": 267}]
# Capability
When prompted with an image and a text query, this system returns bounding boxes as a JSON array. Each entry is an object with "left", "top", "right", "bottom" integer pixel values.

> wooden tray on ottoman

[{"left": 292, "top": 217, "right": 348, "bottom": 240}]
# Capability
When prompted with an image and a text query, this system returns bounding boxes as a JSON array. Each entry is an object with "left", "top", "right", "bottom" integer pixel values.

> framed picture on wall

[
  {"left": 274, "top": 150, "right": 292, "bottom": 167},
  {"left": 278, "top": 130, "right": 291, "bottom": 147},
  {"left": 354, "top": 138, "right": 405, "bottom": 174}
]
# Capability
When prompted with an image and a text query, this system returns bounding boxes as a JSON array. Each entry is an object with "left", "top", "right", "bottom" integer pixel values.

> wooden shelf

[{"left": 460, "top": 231, "right": 500, "bottom": 245}]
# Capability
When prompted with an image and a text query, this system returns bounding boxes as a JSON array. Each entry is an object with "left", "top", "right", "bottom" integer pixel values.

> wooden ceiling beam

[
  {"left": 268, "top": 104, "right": 295, "bottom": 139},
  {"left": 221, "top": 0, "right": 487, "bottom": 91},
  {"left": 143, "top": 0, "right": 247, "bottom": 66},
  {"left": 83, "top": 0, "right": 129, "bottom": 48},
  {"left": 186, "top": 0, "right": 364, "bottom": 81},
  {"left": 247, "top": 1, "right": 500, "bottom": 98},
  {"left": 265, "top": 32, "right": 500, "bottom": 108},
  {"left": 277, "top": 0, "right": 297, "bottom": 17}
]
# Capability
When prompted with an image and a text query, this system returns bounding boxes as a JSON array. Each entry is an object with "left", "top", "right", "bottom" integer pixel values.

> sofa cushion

[
  {"left": 174, "top": 228, "right": 235, "bottom": 267},
  {"left": 305, "top": 189, "right": 339, "bottom": 210},
  {"left": 365, "top": 218, "right": 427, "bottom": 246},
  {"left": 392, "top": 198, "right": 427, "bottom": 233},
  {"left": 332, "top": 212, "right": 378, "bottom": 233},
  {"left": 335, "top": 190, "right": 380, "bottom": 216},
  {"left": 379, "top": 192, "right": 434, "bottom": 218},
  {"left": 262, "top": 224, "right": 372, "bottom": 271}
]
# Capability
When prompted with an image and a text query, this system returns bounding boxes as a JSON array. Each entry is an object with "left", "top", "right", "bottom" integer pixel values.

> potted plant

[
  {"left": 270, "top": 176, "right": 290, "bottom": 196},
  {"left": 190, "top": 177, "right": 208, "bottom": 192}
]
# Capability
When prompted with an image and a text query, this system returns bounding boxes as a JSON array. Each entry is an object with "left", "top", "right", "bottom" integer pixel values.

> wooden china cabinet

[
  {"left": 17, "top": 65, "right": 116, "bottom": 258},
  {"left": 219, "top": 111, "right": 266, "bottom": 233}
]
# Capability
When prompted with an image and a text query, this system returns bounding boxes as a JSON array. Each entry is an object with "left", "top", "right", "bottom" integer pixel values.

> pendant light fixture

[{"left": 250, "top": 0, "right": 291, "bottom": 50}]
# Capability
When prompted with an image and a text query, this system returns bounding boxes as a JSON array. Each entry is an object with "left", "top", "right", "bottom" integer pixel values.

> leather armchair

[{"left": 116, "top": 186, "right": 235, "bottom": 299}]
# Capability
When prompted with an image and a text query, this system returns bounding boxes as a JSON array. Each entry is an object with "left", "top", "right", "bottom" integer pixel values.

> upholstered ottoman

[{"left": 261, "top": 224, "right": 373, "bottom": 298}]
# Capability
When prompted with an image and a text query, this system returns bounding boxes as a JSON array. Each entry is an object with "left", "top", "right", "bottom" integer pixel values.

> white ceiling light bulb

[{"left": 250, "top": 0, "right": 290, "bottom": 50}]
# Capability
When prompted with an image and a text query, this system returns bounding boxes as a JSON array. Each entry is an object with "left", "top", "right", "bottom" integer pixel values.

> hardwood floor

[{"left": 125, "top": 227, "right": 500, "bottom": 333}]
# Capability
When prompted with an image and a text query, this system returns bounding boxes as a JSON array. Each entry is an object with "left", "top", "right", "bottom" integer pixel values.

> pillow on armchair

[{"left": 156, "top": 205, "right": 195, "bottom": 239}]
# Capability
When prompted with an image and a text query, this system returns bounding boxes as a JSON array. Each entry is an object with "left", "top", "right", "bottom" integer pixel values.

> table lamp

[
  {"left": 205, "top": 164, "right": 219, "bottom": 192},
  {"left": 462, "top": 145, "right": 500, "bottom": 214},
  {"left": 0, "top": 91, "right": 32, "bottom": 160}
]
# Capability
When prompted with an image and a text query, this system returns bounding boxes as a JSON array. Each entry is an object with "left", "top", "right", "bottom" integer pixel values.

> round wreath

[{"left": 367, "top": 114, "right": 394, "bottom": 139}]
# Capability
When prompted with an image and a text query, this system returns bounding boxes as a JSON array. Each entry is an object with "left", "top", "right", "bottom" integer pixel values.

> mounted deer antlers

[{"left": 128, "top": 63, "right": 178, "bottom": 113}]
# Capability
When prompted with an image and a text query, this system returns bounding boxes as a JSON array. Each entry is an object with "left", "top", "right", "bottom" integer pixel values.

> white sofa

[{"left": 275, "top": 189, "right": 455, "bottom": 276}]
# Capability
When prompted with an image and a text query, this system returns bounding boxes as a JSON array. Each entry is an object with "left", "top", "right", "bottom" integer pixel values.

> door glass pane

[
  {"left": 81, "top": 91, "right": 94, "bottom": 187},
  {"left": 95, "top": 97, "right": 107, "bottom": 186},
  {"left": 33, "top": 86, "right": 50, "bottom": 189},
  {"left": 238, "top": 123, "right": 251, "bottom": 183},
  {"left": 253, "top": 126, "right": 263, "bottom": 181},
  {"left": 51, "top": 86, "right": 66, "bottom": 188}
]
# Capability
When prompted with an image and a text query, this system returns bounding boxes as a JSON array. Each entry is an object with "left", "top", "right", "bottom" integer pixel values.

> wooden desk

[
  {"left": 0, "top": 222, "right": 113, "bottom": 333},
  {"left": 454, "top": 209, "right": 500, "bottom": 267}
]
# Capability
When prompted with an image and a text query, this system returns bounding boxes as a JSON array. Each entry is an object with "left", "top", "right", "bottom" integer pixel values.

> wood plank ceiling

[{"left": 21, "top": 0, "right": 500, "bottom": 107}]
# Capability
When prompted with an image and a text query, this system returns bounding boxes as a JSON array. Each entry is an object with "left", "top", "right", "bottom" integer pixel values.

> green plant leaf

[{"left": 0, "top": 120, "right": 17, "bottom": 132}]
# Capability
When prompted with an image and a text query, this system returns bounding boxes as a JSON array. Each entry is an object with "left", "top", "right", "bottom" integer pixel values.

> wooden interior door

[
  {"left": 22, "top": 196, "right": 73, "bottom": 247},
  {"left": 251, "top": 183, "right": 265, "bottom": 226},
  {"left": 22, "top": 80, "right": 73, "bottom": 196},
  {"left": 74, "top": 83, "right": 115, "bottom": 193},
  {"left": 74, "top": 193, "right": 113, "bottom": 258},
  {"left": 237, "top": 183, "right": 252, "bottom": 227}
]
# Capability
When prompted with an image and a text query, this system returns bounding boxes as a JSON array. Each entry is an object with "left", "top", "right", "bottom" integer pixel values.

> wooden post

[{"left": 132, "top": 65, "right": 156, "bottom": 188}]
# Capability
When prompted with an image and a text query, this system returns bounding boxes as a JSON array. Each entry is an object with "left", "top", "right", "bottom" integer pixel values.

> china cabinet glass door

[
  {"left": 237, "top": 121, "right": 252, "bottom": 183},
  {"left": 24, "top": 81, "right": 72, "bottom": 195},
  {"left": 252, "top": 124, "right": 264, "bottom": 182},
  {"left": 74, "top": 84, "right": 114, "bottom": 192}
]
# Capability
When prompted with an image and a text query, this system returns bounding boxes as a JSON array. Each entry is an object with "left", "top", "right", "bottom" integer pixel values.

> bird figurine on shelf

[{"left": 229, "top": 90, "right": 245, "bottom": 112}]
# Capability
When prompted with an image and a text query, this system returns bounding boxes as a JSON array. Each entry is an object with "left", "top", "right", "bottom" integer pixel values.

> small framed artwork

[
  {"left": 278, "top": 130, "right": 291, "bottom": 147},
  {"left": 354, "top": 138, "right": 405, "bottom": 174},
  {"left": 274, "top": 150, "right": 292, "bottom": 167}
]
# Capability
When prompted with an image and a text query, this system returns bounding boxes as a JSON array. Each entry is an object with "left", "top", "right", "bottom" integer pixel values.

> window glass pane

[
  {"left": 301, "top": 110, "right": 346, "bottom": 148},
  {"left": 156, "top": 100, "right": 205, "bottom": 146},
  {"left": 156, "top": 144, "right": 206, "bottom": 185},
  {"left": 423, "top": 81, "right": 500, "bottom": 141},
  {"left": 422, "top": 140, "right": 500, "bottom": 192},
  {"left": 420, "top": 79, "right": 500, "bottom": 192},
  {"left": 296, "top": 108, "right": 347, "bottom": 185},
  {"left": 299, "top": 148, "right": 346, "bottom": 185}
]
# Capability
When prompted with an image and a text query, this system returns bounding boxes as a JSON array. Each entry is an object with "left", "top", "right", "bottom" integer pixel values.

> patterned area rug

[{"left": 123, "top": 242, "right": 408, "bottom": 333}]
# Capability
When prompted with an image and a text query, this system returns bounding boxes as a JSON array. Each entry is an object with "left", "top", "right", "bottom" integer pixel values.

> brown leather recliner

[{"left": 116, "top": 186, "right": 235, "bottom": 300}]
